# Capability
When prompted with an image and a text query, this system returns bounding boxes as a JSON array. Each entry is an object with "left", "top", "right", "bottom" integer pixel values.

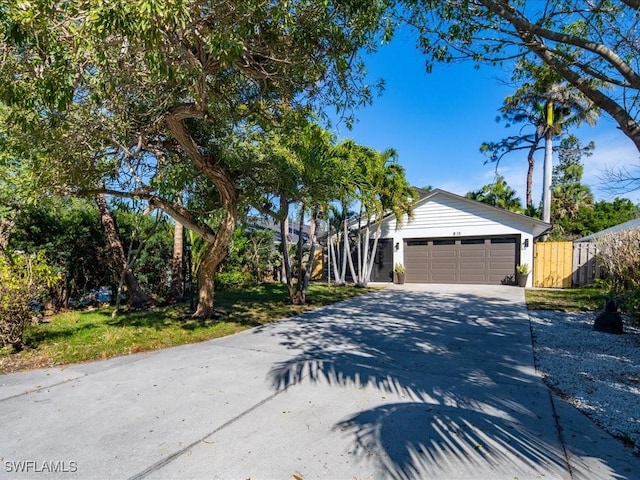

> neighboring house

[
  {"left": 573, "top": 217, "right": 640, "bottom": 243},
  {"left": 368, "top": 189, "right": 550, "bottom": 287},
  {"left": 247, "top": 217, "right": 310, "bottom": 245}
]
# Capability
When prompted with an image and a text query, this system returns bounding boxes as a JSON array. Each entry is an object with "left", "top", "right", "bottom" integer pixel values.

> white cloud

[
  {"left": 492, "top": 127, "right": 640, "bottom": 205},
  {"left": 581, "top": 129, "right": 640, "bottom": 202}
]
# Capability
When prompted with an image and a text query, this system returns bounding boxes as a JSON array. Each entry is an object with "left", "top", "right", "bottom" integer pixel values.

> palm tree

[
  {"left": 466, "top": 175, "right": 523, "bottom": 213},
  {"left": 344, "top": 143, "right": 418, "bottom": 286},
  {"left": 487, "top": 60, "right": 599, "bottom": 213},
  {"left": 538, "top": 82, "right": 598, "bottom": 223},
  {"left": 259, "top": 120, "right": 346, "bottom": 304}
]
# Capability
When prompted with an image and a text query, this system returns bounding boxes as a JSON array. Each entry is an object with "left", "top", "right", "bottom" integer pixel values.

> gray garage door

[{"left": 404, "top": 236, "right": 519, "bottom": 284}]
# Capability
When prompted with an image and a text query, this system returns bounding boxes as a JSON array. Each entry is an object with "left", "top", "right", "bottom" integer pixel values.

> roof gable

[{"left": 383, "top": 188, "right": 550, "bottom": 237}]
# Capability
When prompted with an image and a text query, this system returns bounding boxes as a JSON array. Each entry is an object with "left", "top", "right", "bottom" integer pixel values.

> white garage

[{"left": 373, "top": 189, "right": 550, "bottom": 287}]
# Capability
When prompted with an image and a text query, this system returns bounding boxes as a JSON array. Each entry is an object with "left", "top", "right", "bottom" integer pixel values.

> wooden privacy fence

[
  {"left": 534, "top": 241, "right": 600, "bottom": 288},
  {"left": 573, "top": 242, "right": 600, "bottom": 287},
  {"left": 534, "top": 241, "right": 573, "bottom": 288}
]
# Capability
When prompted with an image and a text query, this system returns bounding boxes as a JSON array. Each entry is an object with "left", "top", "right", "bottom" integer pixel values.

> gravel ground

[{"left": 529, "top": 310, "right": 640, "bottom": 452}]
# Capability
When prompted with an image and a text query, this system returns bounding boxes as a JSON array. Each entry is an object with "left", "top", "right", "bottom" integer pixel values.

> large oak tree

[{"left": 0, "top": 0, "right": 393, "bottom": 316}]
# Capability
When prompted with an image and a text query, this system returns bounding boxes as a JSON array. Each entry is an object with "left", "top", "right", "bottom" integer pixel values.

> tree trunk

[
  {"left": 329, "top": 233, "right": 344, "bottom": 285},
  {"left": 344, "top": 218, "right": 357, "bottom": 283},
  {"left": 168, "top": 220, "right": 184, "bottom": 301},
  {"left": 292, "top": 202, "right": 307, "bottom": 304},
  {"left": 542, "top": 128, "right": 554, "bottom": 224},
  {"left": 192, "top": 191, "right": 236, "bottom": 318},
  {"left": 355, "top": 208, "right": 364, "bottom": 285},
  {"left": 165, "top": 105, "right": 238, "bottom": 317},
  {"left": 279, "top": 197, "right": 297, "bottom": 303},
  {"left": 300, "top": 205, "right": 321, "bottom": 300},
  {"left": 525, "top": 140, "right": 538, "bottom": 209},
  {"left": 95, "top": 194, "right": 155, "bottom": 308},
  {"left": 364, "top": 224, "right": 382, "bottom": 285},
  {"left": 0, "top": 217, "right": 15, "bottom": 257},
  {"left": 193, "top": 242, "right": 217, "bottom": 317},
  {"left": 191, "top": 196, "right": 237, "bottom": 317},
  {"left": 357, "top": 223, "right": 372, "bottom": 287}
]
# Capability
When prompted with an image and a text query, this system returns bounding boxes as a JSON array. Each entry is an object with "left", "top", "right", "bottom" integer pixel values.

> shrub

[
  {"left": 618, "top": 288, "right": 640, "bottom": 321},
  {"left": 0, "top": 252, "right": 61, "bottom": 351},
  {"left": 596, "top": 228, "right": 640, "bottom": 319},
  {"left": 215, "top": 271, "right": 253, "bottom": 291}
]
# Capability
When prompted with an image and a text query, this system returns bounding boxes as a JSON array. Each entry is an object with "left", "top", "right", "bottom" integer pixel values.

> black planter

[{"left": 516, "top": 273, "right": 529, "bottom": 287}]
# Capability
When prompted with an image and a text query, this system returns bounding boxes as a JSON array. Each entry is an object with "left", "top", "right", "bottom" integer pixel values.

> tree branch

[
  {"left": 480, "top": 0, "right": 640, "bottom": 89},
  {"left": 77, "top": 187, "right": 218, "bottom": 242}
]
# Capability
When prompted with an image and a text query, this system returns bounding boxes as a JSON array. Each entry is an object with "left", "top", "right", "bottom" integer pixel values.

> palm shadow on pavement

[{"left": 260, "top": 288, "right": 630, "bottom": 480}]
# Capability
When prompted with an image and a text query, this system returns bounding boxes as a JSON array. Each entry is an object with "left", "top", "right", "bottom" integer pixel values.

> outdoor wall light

[
  {"left": 395, "top": 242, "right": 400, "bottom": 251},
  {"left": 523, "top": 238, "right": 529, "bottom": 248}
]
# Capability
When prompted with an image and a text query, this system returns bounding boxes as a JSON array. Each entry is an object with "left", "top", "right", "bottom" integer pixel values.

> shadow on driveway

[{"left": 256, "top": 288, "right": 623, "bottom": 479}]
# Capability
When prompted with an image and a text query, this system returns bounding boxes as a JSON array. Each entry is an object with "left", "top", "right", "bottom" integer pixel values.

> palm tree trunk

[
  {"left": 358, "top": 223, "right": 372, "bottom": 287},
  {"left": 525, "top": 137, "right": 539, "bottom": 209},
  {"left": 345, "top": 221, "right": 357, "bottom": 283},
  {"left": 301, "top": 205, "right": 321, "bottom": 295},
  {"left": 329, "top": 236, "right": 342, "bottom": 284},
  {"left": 365, "top": 224, "right": 382, "bottom": 285},
  {"left": 294, "top": 202, "right": 306, "bottom": 303},
  {"left": 279, "top": 196, "right": 296, "bottom": 303},
  {"left": 355, "top": 209, "right": 364, "bottom": 284},
  {"left": 542, "top": 128, "right": 554, "bottom": 224},
  {"left": 168, "top": 220, "right": 184, "bottom": 301}
]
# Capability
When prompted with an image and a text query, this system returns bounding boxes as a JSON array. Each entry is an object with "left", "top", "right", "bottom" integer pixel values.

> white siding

[{"left": 382, "top": 195, "right": 535, "bottom": 237}]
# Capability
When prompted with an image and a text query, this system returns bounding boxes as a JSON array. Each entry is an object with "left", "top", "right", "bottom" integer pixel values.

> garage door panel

[
  {"left": 431, "top": 251, "right": 456, "bottom": 260},
  {"left": 460, "top": 274, "right": 489, "bottom": 283},
  {"left": 460, "top": 261, "right": 488, "bottom": 270},
  {"left": 489, "top": 258, "right": 514, "bottom": 266},
  {"left": 489, "top": 253, "right": 513, "bottom": 260},
  {"left": 405, "top": 254, "right": 430, "bottom": 261},
  {"left": 431, "top": 272, "right": 457, "bottom": 282},
  {"left": 489, "top": 247, "right": 513, "bottom": 256},
  {"left": 460, "top": 249, "right": 487, "bottom": 258},
  {"left": 431, "top": 260, "right": 458, "bottom": 270}
]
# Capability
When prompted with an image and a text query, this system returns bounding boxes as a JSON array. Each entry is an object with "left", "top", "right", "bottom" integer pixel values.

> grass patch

[
  {"left": 0, "top": 283, "right": 373, "bottom": 374},
  {"left": 525, "top": 285, "right": 610, "bottom": 312}
]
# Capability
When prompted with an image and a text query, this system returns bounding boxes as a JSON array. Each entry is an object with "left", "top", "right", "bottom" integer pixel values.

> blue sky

[{"left": 332, "top": 32, "right": 640, "bottom": 205}]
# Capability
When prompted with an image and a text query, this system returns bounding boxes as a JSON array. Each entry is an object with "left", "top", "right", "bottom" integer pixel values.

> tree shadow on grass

[
  {"left": 264, "top": 288, "right": 632, "bottom": 480},
  {"left": 23, "top": 321, "right": 102, "bottom": 348},
  {"left": 106, "top": 304, "right": 261, "bottom": 330}
]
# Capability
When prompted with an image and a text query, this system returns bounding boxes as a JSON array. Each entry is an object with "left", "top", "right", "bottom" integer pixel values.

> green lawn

[
  {"left": 2, "top": 283, "right": 616, "bottom": 375},
  {"left": 0, "top": 283, "right": 373, "bottom": 374},
  {"left": 525, "top": 285, "right": 610, "bottom": 312}
]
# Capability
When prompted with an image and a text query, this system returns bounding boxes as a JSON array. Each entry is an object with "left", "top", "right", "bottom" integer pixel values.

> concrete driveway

[{"left": 1, "top": 284, "right": 638, "bottom": 480}]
